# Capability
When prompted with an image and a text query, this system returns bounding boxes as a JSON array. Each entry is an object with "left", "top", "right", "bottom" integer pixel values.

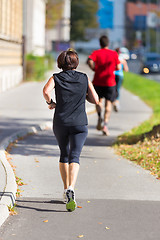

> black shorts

[{"left": 94, "top": 85, "right": 117, "bottom": 102}]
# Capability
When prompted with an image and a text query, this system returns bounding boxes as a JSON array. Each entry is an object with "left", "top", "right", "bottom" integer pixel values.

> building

[
  {"left": 125, "top": 1, "right": 160, "bottom": 50},
  {"left": 0, "top": 0, "right": 23, "bottom": 92},
  {"left": 98, "top": 0, "right": 126, "bottom": 49},
  {"left": 46, "top": 0, "right": 71, "bottom": 53},
  {"left": 23, "top": 0, "right": 46, "bottom": 56}
]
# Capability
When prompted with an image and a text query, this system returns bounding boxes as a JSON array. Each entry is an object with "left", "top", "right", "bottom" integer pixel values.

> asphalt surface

[{"left": 1, "top": 60, "right": 160, "bottom": 239}]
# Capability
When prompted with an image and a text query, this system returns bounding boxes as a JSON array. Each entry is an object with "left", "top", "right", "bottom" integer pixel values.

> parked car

[
  {"left": 119, "top": 47, "right": 130, "bottom": 60},
  {"left": 141, "top": 52, "right": 160, "bottom": 74}
]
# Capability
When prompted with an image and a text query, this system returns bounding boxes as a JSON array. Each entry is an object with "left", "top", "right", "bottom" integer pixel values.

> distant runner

[{"left": 87, "top": 35, "right": 121, "bottom": 135}]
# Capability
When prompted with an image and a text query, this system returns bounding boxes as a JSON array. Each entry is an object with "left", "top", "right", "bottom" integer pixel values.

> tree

[
  {"left": 71, "top": 0, "right": 98, "bottom": 41},
  {"left": 46, "top": 0, "right": 63, "bottom": 29}
]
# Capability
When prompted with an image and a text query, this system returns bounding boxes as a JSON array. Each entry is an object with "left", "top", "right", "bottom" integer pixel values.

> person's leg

[
  {"left": 102, "top": 99, "right": 112, "bottom": 135},
  {"left": 113, "top": 75, "right": 123, "bottom": 112},
  {"left": 59, "top": 162, "right": 69, "bottom": 190},
  {"left": 66, "top": 125, "right": 88, "bottom": 211},
  {"left": 94, "top": 86, "right": 103, "bottom": 130},
  {"left": 96, "top": 98, "right": 103, "bottom": 130},
  {"left": 68, "top": 162, "right": 79, "bottom": 189},
  {"left": 104, "top": 99, "right": 112, "bottom": 123},
  {"left": 53, "top": 125, "right": 69, "bottom": 191},
  {"left": 68, "top": 125, "right": 88, "bottom": 188}
]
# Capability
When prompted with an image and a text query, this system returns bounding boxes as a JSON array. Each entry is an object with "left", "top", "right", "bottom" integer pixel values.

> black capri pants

[{"left": 53, "top": 125, "right": 88, "bottom": 164}]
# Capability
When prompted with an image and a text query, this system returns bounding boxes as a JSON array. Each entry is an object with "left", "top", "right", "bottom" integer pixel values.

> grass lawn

[{"left": 114, "top": 72, "right": 160, "bottom": 178}]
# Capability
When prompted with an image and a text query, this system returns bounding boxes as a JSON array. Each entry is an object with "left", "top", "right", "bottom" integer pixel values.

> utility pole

[
  {"left": 156, "top": 0, "right": 160, "bottom": 53},
  {"left": 22, "top": 0, "right": 27, "bottom": 81},
  {"left": 146, "top": 0, "right": 150, "bottom": 52}
]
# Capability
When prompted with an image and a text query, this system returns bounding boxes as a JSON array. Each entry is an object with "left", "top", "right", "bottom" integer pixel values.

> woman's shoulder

[{"left": 75, "top": 70, "right": 87, "bottom": 77}]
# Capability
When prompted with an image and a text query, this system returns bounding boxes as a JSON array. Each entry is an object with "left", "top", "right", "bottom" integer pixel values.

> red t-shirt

[{"left": 88, "top": 48, "right": 120, "bottom": 87}]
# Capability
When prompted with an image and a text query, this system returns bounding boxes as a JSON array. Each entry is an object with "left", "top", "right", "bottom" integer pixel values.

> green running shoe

[{"left": 66, "top": 189, "right": 77, "bottom": 212}]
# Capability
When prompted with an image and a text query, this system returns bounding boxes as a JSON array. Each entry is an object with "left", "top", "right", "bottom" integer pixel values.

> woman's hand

[{"left": 48, "top": 102, "right": 56, "bottom": 110}]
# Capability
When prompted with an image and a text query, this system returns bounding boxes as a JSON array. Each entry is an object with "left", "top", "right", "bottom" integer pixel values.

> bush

[{"left": 26, "top": 54, "right": 54, "bottom": 81}]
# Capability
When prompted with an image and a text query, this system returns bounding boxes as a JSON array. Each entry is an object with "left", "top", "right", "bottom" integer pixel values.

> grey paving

[
  {"left": 1, "top": 113, "right": 160, "bottom": 240},
  {"left": 0, "top": 58, "right": 158, "bottom": 240}
]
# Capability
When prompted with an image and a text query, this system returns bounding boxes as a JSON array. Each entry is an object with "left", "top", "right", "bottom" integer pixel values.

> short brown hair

[
  {"left": 57, "top": 49, "right": 79, "bottom": 71},
  {"left": 99, "top": 35, "right": 109, "bottom": 48},
  {"left": 115, "top": 47, "right": 120, "bottom": 54}
]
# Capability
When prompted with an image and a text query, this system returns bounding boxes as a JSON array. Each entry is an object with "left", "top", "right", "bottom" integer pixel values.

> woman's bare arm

[
  {"left": 86, "top": 78, "right": 99, "bottom": 104},
  {"left": 87, "top": 58, "right": 95, "bottom": 71},
  {"left": 122, "top": 59, "right": 129, "bottom": 72},
  {"left": 43, "top": 76, "right": 56, "bottom": 109}
]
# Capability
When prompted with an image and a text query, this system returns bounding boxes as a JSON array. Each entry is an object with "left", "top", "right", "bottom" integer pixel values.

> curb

[{"left": 0, "top": 121, "right": 52, "bottom": 227}]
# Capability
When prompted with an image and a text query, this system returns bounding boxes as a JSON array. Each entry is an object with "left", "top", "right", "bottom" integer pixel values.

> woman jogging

[{"left": 43, "top": 49, "right": 99, "bottom": 212}]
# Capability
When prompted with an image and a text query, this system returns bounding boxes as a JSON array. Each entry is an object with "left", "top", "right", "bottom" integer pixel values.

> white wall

[
  {"left": 24, "top": 0, "right": 46, "bottom": 56},
  {"left": 0, "top": 66, "right": 23, "bottom": 92}
]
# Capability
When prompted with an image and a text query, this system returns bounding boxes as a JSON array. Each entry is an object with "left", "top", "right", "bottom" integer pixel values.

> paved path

[{"left": 1, "top": 60, "right": 160, "bottom": 239}]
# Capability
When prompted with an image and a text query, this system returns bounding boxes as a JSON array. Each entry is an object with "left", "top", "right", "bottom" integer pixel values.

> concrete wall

[
  {"left": 0, "top": 0, "right": 23, "bottom": 92},
  {"left": 24, "top": 0, "right": 46, "bottom": 56}
]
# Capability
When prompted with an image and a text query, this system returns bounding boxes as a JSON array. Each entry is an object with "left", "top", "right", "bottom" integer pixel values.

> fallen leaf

[
  {"left": 34, "top": 158, "right": 39, "bottom": 163},
  {"left": 137, "top": 171, "right": 139, "bottom": 174},
  {"left": 77, "top": 206, "right": 82, "bottom": 208},
  {"left": 105, "top": 227, "right": 110, "bottom": 230},
  {"left": 78, "top": 235, "right": 84, "bottom": 238},
  {"left": 87, "top": 201, "right": 90, "bottom": 203},
  {"left": 98, "top": 222, "right": 102, "bottom": 224},
  {"left": 43, "top": 220, "right": 48, "bottom": 223}
]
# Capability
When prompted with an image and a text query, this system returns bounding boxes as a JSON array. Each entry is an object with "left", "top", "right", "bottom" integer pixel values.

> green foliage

[
  {"left": 26, "top": 54, "right": 54, "bottom": 82},
  {"left": 116, "top": 72, "right": 160, "bottom": 144},
  {"left": 114, "top": 72, "right": 160, "bottom": 178},
  {"left": 46, "top": 0, "right": 63, "bottom": 29},
  {"left": 71, "top": 0, "right": 98, "bottom": 41}
]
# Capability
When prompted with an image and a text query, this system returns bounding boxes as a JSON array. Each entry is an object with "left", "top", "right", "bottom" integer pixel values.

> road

[
  {"left": 0, "top": 58, "right": 160, "bottom": 240},
  {"left": 128, "top": 59, "right": 160, "bottom": 83},
  {"left": 1, "top": 80, "right": 160, "bottom": 239}
]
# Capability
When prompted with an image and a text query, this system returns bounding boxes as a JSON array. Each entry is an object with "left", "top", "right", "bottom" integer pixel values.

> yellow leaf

[
  {"left": 137, "top": 171, "right": 139, "bottom": 174},
  {"left": 87, "top": 201, "right": 90, "bottom": 203},
  {"left": 78, "top": 235, "right": 84, "bottom": 238},
  {"left": 105, "top": 227, "right": 110, "bottom": 230},
  {"left": 43, "top": 220, "right": 48, "bottom": 223}
]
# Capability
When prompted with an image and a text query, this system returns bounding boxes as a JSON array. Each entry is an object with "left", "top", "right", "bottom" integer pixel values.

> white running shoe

[{"left": 63, "top": 189, "right": 67, "bottom": 203}]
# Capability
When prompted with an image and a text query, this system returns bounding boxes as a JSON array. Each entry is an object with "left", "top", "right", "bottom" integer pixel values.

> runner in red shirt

[{"left": 87, "top": 35, "right": 121, "bottom": 135}]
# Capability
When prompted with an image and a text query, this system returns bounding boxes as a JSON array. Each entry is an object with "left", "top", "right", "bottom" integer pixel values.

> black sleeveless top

[{"left": 53, "top": 70, "right": 88, "bottom": 126}]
